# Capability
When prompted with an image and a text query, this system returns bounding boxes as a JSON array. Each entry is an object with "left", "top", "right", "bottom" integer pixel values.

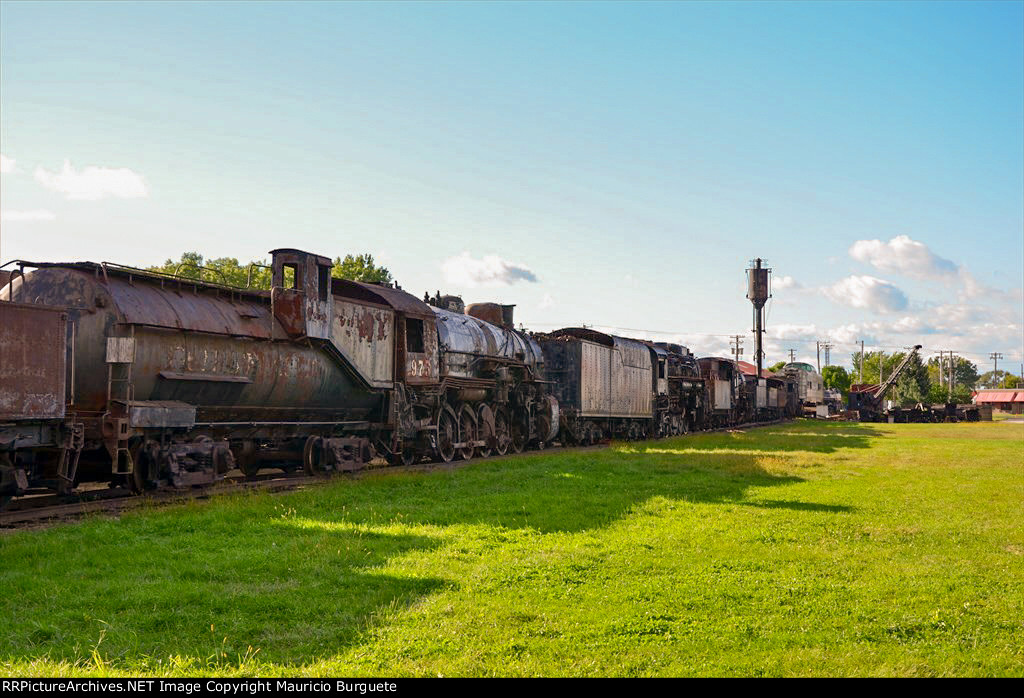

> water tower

[{"left": 746, "top": 258, "right": 772, "bottom": 377}]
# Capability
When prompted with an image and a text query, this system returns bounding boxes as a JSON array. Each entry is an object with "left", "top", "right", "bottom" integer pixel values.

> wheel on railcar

[
  {"left": 435, "top": 405, "right": 458, "bottom": 463},
  {"left": 510, "top": 411, "right": 527, "bottom": 454},
  {"left": 387, "top": 439, "right": 419, "bottom": 467},
  {"left": 535, "top": 413, "right": 551, "bottom": 450},
  {"left": 236, "top": 440, "right": 260, "bottom": 478},
  {"left": 493, "top": 407, "right": 511, "bottom": 456},
  {"left": 458, "top": 405, "right": 477, "bottom": 461},
  {"left": 129, "top": 439, "right": 159, "bottom": 493},
  {"left": 303, "top": 436, "right": 325, "bottom": 475},
  {"left": 477, "top": 404, "right": 496, "bottom": 458}
]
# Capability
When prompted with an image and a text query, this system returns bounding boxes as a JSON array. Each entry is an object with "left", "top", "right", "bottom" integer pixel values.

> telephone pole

[
  {"left": 816, "top": 341, "right": 821, "bottom": 373},
  {"left": 788, "top": 348, "right": 796, "bottom": 363},
  {"left": 989, "top": 352, "right": 1003, "bottom": 387},
  {"left": 947, "top": 351, "right": 957, "bottom": 401},
  {"left": 730, "top": 335, "right": 744, "bottom": 363},
  {"left": 858, "top": 340, "right": 864, "bottom": 384}
]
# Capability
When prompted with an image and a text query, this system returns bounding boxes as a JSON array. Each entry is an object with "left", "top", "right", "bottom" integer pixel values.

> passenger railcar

[{"left": 782, "top": 362, "right": 826, "bottom": 417}]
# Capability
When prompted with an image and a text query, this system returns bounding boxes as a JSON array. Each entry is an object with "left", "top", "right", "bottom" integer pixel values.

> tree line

[
  {"left": 144, "top": 252, "right": 1020, "bottom": 403},
  {"left": 771, "top": 350, "right": 1019, "bottom": 407},
  {"left": 147, "top": 251, "right": 392, "bottom": 289}
]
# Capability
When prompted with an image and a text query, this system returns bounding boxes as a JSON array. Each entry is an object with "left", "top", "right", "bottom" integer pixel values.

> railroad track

[{"left": 0, "top": 419, "right": 787, "bottom": 529}]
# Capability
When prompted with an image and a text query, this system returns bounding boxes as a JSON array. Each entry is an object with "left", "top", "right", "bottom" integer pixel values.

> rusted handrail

[
  {"left": 246, "top": 263, "right": 273, "bottom": 288},
  {"left": 173, "top": 261, "right": 229, "bottom": 284}
]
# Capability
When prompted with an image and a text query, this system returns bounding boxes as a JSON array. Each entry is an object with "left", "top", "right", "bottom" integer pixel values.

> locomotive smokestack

[{"left": 746, "top": 258, "right": 772, "bottom": 378}]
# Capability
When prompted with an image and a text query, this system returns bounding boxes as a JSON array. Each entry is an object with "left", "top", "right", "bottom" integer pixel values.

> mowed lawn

[{"left": 1, "top": 421, "right": 1022, "bottom": 677}]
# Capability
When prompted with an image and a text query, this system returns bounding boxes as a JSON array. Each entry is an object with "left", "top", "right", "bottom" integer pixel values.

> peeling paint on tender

[{"left": 0, "top": 302, "right": 67, "bottom": 420}]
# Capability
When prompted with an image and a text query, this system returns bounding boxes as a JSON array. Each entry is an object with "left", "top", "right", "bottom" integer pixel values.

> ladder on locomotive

[{"left": 105, "top": 334, "right": 136, "bottom": 475}]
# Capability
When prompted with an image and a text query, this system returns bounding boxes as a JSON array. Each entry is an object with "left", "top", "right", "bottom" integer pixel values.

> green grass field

[{"left": 2, "top": 420, "right": 1022, "bottom": 677}]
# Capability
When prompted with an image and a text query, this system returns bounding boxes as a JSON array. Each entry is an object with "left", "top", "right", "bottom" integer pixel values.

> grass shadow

[
  {"left": 738, "top": 499, "right": 855, "bottom": 514},
  {"left": 0, "top": 507, "right": 446, "bottom": 669},
  {"left": 0, "top": 421, "right": 878, "bottom": 673}
]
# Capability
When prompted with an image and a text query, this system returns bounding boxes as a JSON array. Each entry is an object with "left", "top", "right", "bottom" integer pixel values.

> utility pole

[
  {"left": 990, "top": 352, "right": 1003, "bottom": 388},
  {"left": 730, "top": 335, "right": 744, "bottom": 363},
  {"left": 816, "top": 341, "right": 821, "bottom": 373},
  {"left": 788, "top": 348, "right": 796, "bottom": 363},
  {"left": 948, "top": 351, "right": 957, "bottom": 401},
  {"left": 879, "top": 351, "right": 885, "bottom": 385},
  {"left": 859, "top": 340, "right": 864, "bottom": 384},
  {"left": 937, "top": 351, "right": 945, "bottom": 388}
]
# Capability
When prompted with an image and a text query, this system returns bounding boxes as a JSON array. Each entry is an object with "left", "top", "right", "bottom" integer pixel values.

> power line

[
  {"left": 730, "top": 335, "right": 744, "bottom": 362},
  {"left": 524, "top": 323, "right": 1020, "bottom": 360},
  {"left": 990, "top": 351, "right": 1004, "bottom": 388}
]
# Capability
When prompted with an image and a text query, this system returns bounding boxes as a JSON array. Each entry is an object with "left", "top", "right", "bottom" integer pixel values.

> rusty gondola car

[{"left": 0, "top": 248, "right": 557, "bottom": 500}]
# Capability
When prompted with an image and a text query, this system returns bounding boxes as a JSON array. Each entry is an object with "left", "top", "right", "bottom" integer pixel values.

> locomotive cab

[{"left": 270, "top": 248, "right": 334, "bottom": 340}]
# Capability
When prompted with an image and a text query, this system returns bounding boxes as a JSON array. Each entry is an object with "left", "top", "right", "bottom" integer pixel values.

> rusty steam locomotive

[{"left": 0, "top": 247, "right": 801, "bottom": 501}]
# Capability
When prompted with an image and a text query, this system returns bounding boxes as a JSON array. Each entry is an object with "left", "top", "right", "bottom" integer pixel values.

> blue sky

[{"left": 2, "top": 1, "right": 1022, "bottom": 368}]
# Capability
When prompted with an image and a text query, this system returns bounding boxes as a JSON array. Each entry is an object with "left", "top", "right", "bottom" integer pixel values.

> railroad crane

[{"left": 848, "top": 345, "right": 922, "bottom": 421}]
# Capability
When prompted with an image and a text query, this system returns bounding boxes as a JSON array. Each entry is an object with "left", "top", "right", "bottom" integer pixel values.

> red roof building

[{"left": 973, "top": 390, "right": 1024, "bottom": 414}]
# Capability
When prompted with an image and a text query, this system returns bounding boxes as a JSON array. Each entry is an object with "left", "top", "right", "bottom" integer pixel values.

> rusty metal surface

[
  {"left": 0, "top": 301, "right": 67, "bottom": 420},
  {"left": 131, "top": 326, "right": 380, "bottom": 413},
  {"left": 6, "top": 263, "right": 273, "bottom": 338},
  {"left": 126, "top": 401, "right": 197, "bottom": 428},
  {"left": 332, "top": 279, "right": 436, "bottom": 319},
  {"left": 5, "top": 267, "right": 384, "bottom": 416},
  {"left": 271, "top": 287, "right": 306, "bottom": 338},
  {"left": 113, "top": 279, "right": 273, "bottom": 337},
  {"left": 330, "top": 299, "right": 395, "bottom": 388},
  {"left": 465, "top": 302, "right": 504, "bottom": 327},
  {"left": 269, "top": 250, "right": 333, "bottom": 341}
]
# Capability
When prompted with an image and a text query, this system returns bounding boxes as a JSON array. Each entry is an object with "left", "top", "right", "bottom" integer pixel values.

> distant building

[{"left": 972, "top": 389, "right": 1024, "bottom": 415}]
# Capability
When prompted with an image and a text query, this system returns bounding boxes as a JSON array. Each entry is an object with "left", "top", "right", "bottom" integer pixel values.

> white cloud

[
  {"left": 0, "top": 154, "right": 15, "bottom": 174},
  {"left": 773, "top": 275, "right": 802, "bottom": 290},
  {"left": 825, "top": 275, "right": 909, "bottom": 313},
  {"left": 539, "top": 293, "right": 554, "bottom": 309},
  {"left": 849, "top": 235, "right": 957, "bottom": 280},
  {"left": 441, "top": 252, "right": 538, "bottom": 287},
  {"left": 33, "top": 159, "right": 148, "bottom": 200},
  {"left": 1, "top": 209, "right": 57, "bottom": 222}
]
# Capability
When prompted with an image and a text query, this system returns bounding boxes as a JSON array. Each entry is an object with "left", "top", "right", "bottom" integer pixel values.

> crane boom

[{"left": 871, "top": 345, "right": 923, "bottom": 405}]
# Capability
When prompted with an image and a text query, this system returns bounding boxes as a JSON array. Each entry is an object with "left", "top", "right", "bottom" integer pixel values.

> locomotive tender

[{"left": 0, "top": 246, "right": 804, "bottom": 502}]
